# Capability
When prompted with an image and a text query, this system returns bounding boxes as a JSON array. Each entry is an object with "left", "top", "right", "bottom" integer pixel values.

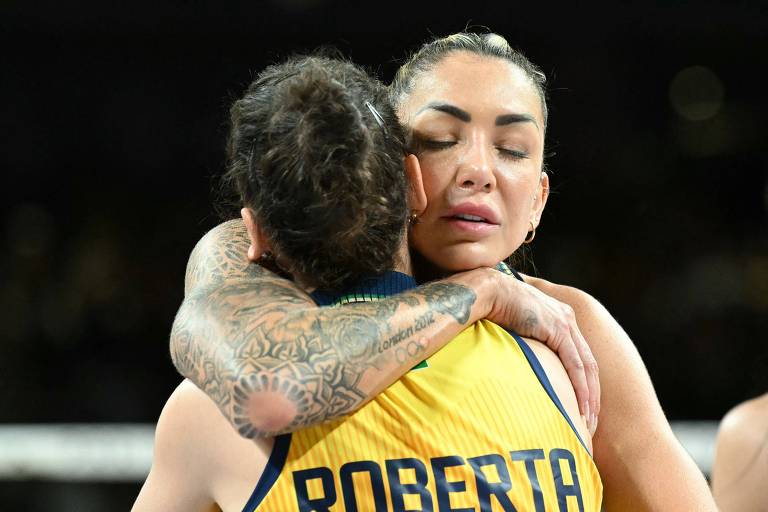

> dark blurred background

[{"left": 2, "top": 0, "right": 766, "bottom": 509}]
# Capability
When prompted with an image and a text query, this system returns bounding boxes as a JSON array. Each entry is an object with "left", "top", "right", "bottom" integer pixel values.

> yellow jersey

[{"left": 244, "top": 271, "right": 602, "bottom": 511}]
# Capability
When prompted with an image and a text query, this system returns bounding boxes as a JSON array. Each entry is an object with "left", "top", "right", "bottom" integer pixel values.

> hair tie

[{"left": 364, "top": 101, "right": 389, "bottom": 138}]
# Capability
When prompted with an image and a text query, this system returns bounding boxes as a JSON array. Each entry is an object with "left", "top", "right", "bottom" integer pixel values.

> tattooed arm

[{"left": 171, "top": 220, "right": 599, "bottom": 439}]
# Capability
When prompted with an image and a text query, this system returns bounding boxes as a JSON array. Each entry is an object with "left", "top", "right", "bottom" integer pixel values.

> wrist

[{"left": 443, "top": 267, "right": 497, "bottom": 324}]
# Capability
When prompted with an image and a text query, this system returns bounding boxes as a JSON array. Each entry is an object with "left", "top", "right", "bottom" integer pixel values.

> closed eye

[
  {"left": 421, "top": 140, "right": 457, "bottom": 150},
  {"left": 497, "top": 147, "right": 529, "bottom": 160}
]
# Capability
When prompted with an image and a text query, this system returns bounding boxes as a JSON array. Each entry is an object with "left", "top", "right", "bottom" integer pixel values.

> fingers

[
  {"left": 551, "top": 299, "right": 601, "bottom": 436},
  {"left": 569, "top": 320, "right": 600, "bottom": 436},
  {"left": 488, "top": 275, "right": 601, "bottom": 435},
  {"left": 555, "top": 328, "right": 591, "bottom": 431}
]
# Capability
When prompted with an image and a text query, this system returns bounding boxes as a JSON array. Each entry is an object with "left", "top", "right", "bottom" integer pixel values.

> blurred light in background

[{"left": 669, "top": 66, "right": 725, "bottom": 122}]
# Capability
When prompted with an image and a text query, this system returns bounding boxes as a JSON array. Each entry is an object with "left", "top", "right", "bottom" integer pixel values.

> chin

[{"left": 432, "top": 246, "right": 503, "bottom": 272}]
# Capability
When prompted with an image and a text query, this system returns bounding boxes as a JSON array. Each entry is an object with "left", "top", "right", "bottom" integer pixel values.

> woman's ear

[
  {"left": 404, "top": 154, "right": 427, "bottom": 215},
  {"left": 240, "top": 208, "right": 271, "bottom": 262},
  {"left": 532, "top": 171, "right": 550, "bottom": 227}
]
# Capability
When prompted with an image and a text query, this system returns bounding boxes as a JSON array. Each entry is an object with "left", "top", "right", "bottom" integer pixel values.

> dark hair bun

[
  {"left": 261, "top": 64, "right": 372, "bottom": 217},
  {"left": 223, "top": 55, "right": 408, "bottom": 290},
  {"left": 277, "top": 67, "right": 369, "bottom": 173}
]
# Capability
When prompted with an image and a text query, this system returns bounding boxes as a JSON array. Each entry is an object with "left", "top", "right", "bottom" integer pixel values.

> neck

[
  {"left": 296, "top": 242, "right": 413, "bottom": 295},
  {"left": 409, "top": 248, "right": 451, "bottom": 283},
  {"left": 393, "top": 240, "right": 413, "bottom": 276}
]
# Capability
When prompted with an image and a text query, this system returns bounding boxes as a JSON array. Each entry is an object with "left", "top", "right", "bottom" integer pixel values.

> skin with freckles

[{"left": 400, "top": 52, "right": 549, "bottom": 273}]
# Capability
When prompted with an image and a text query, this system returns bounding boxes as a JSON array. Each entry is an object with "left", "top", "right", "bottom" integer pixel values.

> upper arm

[
  {"left": 712, "top": 394, "right": 768, "bottom": 511},
  {"left": 177, "top": 220, "right": 314, "bottom": 337},
  {"left": 170, "top": 220, "right": 315, "bottom": 405},
  {"left": 525, "top": 276, "right": 716, "bottom": 511},
  {"left": 132, "top": 382, "right": 219, "bottom": 512},
  {"left": 525, "top": 276, "right": 662, "bottom": 423},
  {"left": 183, "top": 219, "right": 259, "bottom": 295}
]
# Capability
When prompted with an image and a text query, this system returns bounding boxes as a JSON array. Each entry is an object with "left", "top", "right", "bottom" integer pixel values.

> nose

[{"left": 455, "top": 137, "right": 496, "bottom": 192}]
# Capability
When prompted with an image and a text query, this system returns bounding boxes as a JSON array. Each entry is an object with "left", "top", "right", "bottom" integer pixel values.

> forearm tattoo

[{"left": 170, "top": 220, "right": 476, "bottom": 439}]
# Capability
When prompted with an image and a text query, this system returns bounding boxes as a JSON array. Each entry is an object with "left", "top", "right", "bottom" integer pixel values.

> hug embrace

[{"left": 133, "top": 32, "right": 717, "bottom": 512}]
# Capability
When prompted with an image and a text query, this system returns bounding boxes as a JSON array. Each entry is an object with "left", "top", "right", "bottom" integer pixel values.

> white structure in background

[
  {"left": 0, "top": 422, "right": 718, "bottom": 481},
  {"left": 0, "top": 424, "right": 154, "bottom": 482}
]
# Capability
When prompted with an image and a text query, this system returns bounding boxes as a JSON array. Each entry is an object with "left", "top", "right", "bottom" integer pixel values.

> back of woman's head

[{"left": 222, "top": 55, "right": 408, "bottom": 290}]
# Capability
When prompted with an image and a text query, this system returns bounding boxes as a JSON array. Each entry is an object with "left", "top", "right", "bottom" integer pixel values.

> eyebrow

[
  {"left": 496, "top": 113, "right": 538, "bottom": 128},
  {"left": 416, "top": 102, "right": 538, "bottom": 128},
  {"left": 416, "top": 102, "right": 471, "bottom": 122}
]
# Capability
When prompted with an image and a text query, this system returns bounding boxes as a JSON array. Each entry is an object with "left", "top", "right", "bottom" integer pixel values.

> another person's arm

[
  {"left": 712, "top": 393, "right": 768, "bottom": 512},
  {"left": 526, "top": 275, "right": 717, "bottom": 511},
  {"left": 171, "top": 219, "right": 599, "bottom": 440},
  {"left": 133, "top": 382, "right": 229, "bottom": 512}
]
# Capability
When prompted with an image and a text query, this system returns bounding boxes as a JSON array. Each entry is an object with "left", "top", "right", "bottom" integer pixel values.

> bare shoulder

[
  {"left": 165, "top": 379, "right": 225, "bottom": 416},
  {"left": 155, "top": 380, "right": 268, "bottom": 474},
  {"left": 521, "top": 275, "right": 654, "bottom": 426},
  {"left": 519, "top": 280, "right": 715, "bottom": 509},
  {"left": 155, "top": 380, "right": 228, "bottom": 455},
  {"left": 520, "top": 274, "right": 609, "bottom": 325},
  {"left": 139, "top": 379, "right": 226, "bottom": 509},
  {"left": 139, "top": 380, "right": 269, "bottom": 511},
  {"left": 718, "top": 393, "right": 768, "bottom": 447},
  {"left": 184, "top": 219, "right": 253, "bottom": 294},
  {"left": 713, "top": 393, "right": 768, "bottom": 510}
]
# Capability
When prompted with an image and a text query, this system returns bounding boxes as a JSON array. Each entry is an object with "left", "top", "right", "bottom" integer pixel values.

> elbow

[
  {"left": 168, "top": 299, "right": 206, "bottom": 380},
  {"left": 168, "top": 320, "right": 195, "bottom": 379},
  {"left": 230, "top": 376, "right": 302, "bottom": 440}
]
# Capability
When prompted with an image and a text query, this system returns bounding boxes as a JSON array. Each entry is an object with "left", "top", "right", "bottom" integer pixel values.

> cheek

[
  {"left": 409, "top": 224, "right": 431, "bottom": 255},
  {"left": 497, "top": 176, "right": 539, "bottom": 235},
  {"left": 501, "top": 189, "right": 532, "bottom": 222},
  {"left": 418, "top": 161, "right": 451, "bottom": 209}
]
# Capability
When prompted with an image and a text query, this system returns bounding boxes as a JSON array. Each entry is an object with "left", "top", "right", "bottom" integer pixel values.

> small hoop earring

[{"left": 523, "top": 222, "right": 536, "bottom": 244}]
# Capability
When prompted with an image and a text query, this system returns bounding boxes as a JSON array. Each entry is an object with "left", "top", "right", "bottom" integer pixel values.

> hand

[{"left": 486, "top": 272, "right": 600, "bottom": 435}]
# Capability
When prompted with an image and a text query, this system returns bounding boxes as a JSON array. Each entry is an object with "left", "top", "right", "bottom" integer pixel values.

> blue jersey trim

[
  {"left": 311, "top": 271, "right": 417, "bottom": 305},
  {"left": 241, "top": 433, "right": 292, "bottom": 512},
  {"left": 507, "top": 330, "right": 591, "bottom": 456}
]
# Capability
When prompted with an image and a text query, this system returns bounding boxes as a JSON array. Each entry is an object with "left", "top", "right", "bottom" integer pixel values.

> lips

[
  {"left": 453, "top": 213, "right": 485, "bottom": 222},
  {"left": 439, "top": 203, "right": 501, "bottom": 236},
  {"left": 442, "top": 203, "right": 500, "bottom": 225}
]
